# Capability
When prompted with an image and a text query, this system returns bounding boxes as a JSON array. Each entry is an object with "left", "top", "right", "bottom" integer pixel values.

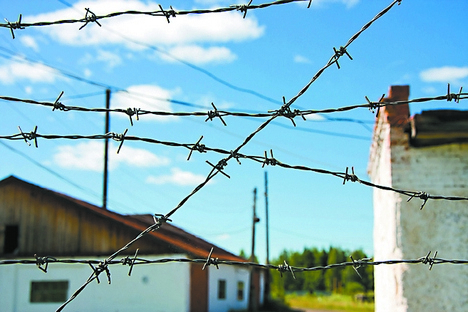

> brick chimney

[{"left": 380, "top": 85, "right": 410, "bottom": 127}]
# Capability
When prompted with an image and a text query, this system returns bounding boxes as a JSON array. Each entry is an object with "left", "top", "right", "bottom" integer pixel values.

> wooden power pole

[
  {"left": 249, "top": 188, "right": 260, "bottom": 311},
  {"left": 103, "top": 89, "right": 111, "bottom": 210},
  {"left": 264, "top": 171, "right": 270, "bottom": 307}
]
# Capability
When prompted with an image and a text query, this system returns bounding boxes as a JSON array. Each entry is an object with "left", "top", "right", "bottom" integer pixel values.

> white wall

[
  {"left": 0, "top": 254, "right": 190, "bottom": 312},
  {"left": 369, "top": 113, "right": 468, "bottom": 311},
  {"left": 368, "top": 116, "right": 408, "bottom": 311},
  {"left": 208, "top": 265, "right": 250, "bottom": 312}
]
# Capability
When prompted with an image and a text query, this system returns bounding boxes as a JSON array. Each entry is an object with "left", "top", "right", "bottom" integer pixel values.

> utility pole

[
  {"left": 103, "top": 89, "right": 111, "bottom": 210},
  {"left": 264, "top": 171, "right": 270, "bottom": 307},
  {"left": 249, "top": 188, "right": 260, "bottom": 311}
]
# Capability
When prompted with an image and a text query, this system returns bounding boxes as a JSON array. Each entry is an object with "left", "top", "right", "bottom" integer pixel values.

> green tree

[
  {"left": 270, "top": 246, "right": 373, "bottom": 298},
  {"left": 302, "top": 248, "right": 321, "bottom": 293},
  {"left": 324, "top": 247, "right": 346, "bottom": 292},
  {"left": 341, "top": 249, "right": 374, "bottom": 293}
]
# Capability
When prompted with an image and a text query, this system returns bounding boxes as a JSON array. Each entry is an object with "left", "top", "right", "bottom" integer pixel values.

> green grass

[{"left": 285, "top": 293, "right": 374, "bottom": 312}]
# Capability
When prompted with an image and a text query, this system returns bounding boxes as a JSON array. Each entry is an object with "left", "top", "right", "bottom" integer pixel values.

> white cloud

[
  {"left": 294, "top": 54, "right": 312, "bottom": 64},
  {"left": 162, "top": 45, "right": 236, "bottom": 64},
  {"left": 146, "top": 168, "right": 207, "bottom": 186},
  {"left": 304, "top": 113, "right": 325, "bottom": 121},
  {"left": 26, "top": 0, "right": 264, "bottom": 49},
  {"left": 20, "top": 35, "right": 40, "bottom": 52},
  {"left": 112, "top": 85, "right": 177, "bottom": 122},
  {"left": 422, "top": 86, "right": 437, "bottom": 95},
  {"left": 420, "top": 66, "right": 468, "bottom": 83},
  {"left": 310, "top": 0, "right": 359, "bottom": 8},
  {"left": 80, "top": 50, "right": 122, "bottom": 68},
  {"left": 53, "top": 141, "right": 170, "bottom": 171},
  {"left": 216, "top": 233, "right": 231, "bottom": 241},
  {"left": 25, "top": 86, "right": 33, "bottom": 94},
  {"left": 84, "top": 68, "right": 92, "bottom": 78},
  {"left": 0, "top": 59, "right": 58, "bottom": 85},
  {"left": 194, "top": 0, "right": 231, "bottom": 5},
  {"left": 96, "top": 50, "right": 122, "bottom": 68}
]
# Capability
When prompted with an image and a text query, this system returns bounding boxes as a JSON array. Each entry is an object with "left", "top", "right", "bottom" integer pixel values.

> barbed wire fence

[{"left": 1, "top": 0, "right": 467, "bottom": 311}]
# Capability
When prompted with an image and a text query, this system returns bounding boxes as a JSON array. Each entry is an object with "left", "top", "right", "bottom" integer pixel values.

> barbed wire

[
  {"left": 3, "top": 1, "right": 456, "bottom": 310},
  {"left": 0, "top": 86, "right": 466, "bottom": 126},
  {"left": 1, "top": 250, "right": 466, "bottom": 278},
  {"left": 1, "top": 0, "right": 311, "bottom": 39},
  {"left": 3, "top": 126, "right": 468, "bottom": 209}
]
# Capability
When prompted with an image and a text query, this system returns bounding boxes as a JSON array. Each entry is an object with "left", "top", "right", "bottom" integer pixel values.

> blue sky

[{"left": 0, "top": 0, "right": 467, "bottom": 263}]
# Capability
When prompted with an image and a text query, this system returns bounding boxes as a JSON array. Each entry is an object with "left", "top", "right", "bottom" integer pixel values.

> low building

[
  {"left": 0, "top": 175, "right": 263, "bottom": 312},
  {"left": 368, "top": 85, "right": 468, "bottom": 311}
]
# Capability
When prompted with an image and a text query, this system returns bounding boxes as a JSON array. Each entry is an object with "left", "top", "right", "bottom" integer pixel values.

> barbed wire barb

[
  {"left": 203, "top": 247, "right": 219, "bottom": 270},
  {"left": 34, "top": 254, "right": 55, "bottom": 273},
  {"left": 350, "top": 255, "right": 363, "bottom": 280},
  {"left": 4, "top": 14, "right": 24, "bottom": 39},
  {"left": 79, "top": 8, "right": 101, "bottom": 30},
  {"left": 52, "top": 91, "right": 66, "bottom": 111},
  {"left": 407, "top": 191, "right": 430, "bottom": 210},
  {"left": 112, "top": 129, "right": 128, "bottom": 154},
  {"left": 17, "top": 125, "right": 38, "bottom": 147},
  {"left": 187, "top": 135, "right": 205, "bottom": 161},
  {"left": 158, "top": 4, "right": 176, "bottom": 23},
  {"left": 446, "top": 83, "right": 464, "bottom": 103},
  {"left": 332, "top": 46, "right": 353, "bottom": 69},
  {"left": 234, "top": 0, "right": 253, "bottom": 18},
  {"left": 205, "top": 102, "right": 227, "bottom": 126},
  {"left": 121, "top": 248, "right": 139, "bottom": 276},
  {"left": 421, "top": 251, "right": 438, "bottom": 270},
  {"left": 278, "top": 260, "right": 296, "bottom": 279},
  {"left": 206, "top": 159, "right": 230, "bottom": 179},
  {"left": 343, "top": 166, "right": 359, "bottom": 184},
  {"left": 262, "top": 149, "right": 277, "bottom": 168},
  {"left": 366, "top": 93, "right": 385, "bottom": 114}
]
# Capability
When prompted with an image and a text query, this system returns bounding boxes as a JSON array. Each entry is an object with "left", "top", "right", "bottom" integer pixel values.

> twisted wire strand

[
  {"left": 1, "top": 91, "right": 466, "bottom": 124},
  {"left": 0, "top": 0, "right": 308, "bottom": 31},
  {"left": 2, "top": 252, "right": 466, "bottom": 273},
  {"left": 3, "top": 127, "right": 468, "bottom": 210}
]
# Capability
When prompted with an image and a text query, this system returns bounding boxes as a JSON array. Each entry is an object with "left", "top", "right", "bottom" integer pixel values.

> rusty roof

[{"left": 0, "top": 175, "right": 246, "bottom": 262}]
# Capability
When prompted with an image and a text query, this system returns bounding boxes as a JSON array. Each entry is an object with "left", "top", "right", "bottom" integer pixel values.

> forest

[{"left": 269, "top": 247, "right": 374, "bottom": 298}]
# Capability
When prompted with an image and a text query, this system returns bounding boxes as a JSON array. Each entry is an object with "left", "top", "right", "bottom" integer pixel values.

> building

[
  {"left": 0, "top": 175, "right": 263, "bottom": 312},
  {"left": 368, "top": 85, "right": 468, "bottom": 311}
]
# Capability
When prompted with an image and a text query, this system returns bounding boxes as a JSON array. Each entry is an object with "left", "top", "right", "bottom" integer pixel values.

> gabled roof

[{"left": 0, "top": 175, "right": 245, "bottom": 262}]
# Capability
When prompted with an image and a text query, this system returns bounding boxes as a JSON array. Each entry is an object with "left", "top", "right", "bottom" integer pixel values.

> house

[
  {"left": 0, "top": 175, "right": 263, "bottom": 312},
  {"left": 368, "top": 85, "right": 468, "bottom": 311}
]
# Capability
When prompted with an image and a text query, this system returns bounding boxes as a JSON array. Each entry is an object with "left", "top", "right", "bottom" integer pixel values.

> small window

[
  {"left": 30, "top": 281, "right": 69, "bottom": 303},
  {"left": 4, "top": 225, "right": 19, "bottom": 254},
  {"left": 237, "top": 281, "right": 244, "bottom": 301},
  {"left": 218, "top": 279, "right": 226, "bottom": 300}
]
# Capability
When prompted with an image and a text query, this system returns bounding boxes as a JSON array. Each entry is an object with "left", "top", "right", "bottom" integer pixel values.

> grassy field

[{"left": 285, "top": 293, "right": 374, "bottom": 312}]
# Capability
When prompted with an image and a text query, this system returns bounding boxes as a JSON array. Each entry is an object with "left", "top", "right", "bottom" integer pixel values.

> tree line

[{"left": 270, "top": 247, "right": 373, "bottom": 298}]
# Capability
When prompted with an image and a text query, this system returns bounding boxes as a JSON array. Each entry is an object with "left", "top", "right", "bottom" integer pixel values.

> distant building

[
  {"left": 368, "top": 85, "right": 468, "bottom": 311},
  {"left": 0, "top": 176, "right": 263, "bottom": 312}
]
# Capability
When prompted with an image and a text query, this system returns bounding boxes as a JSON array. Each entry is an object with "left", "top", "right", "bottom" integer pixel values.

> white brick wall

[{"left": 368, "top": 107, "right": 468, "bottom": 312}]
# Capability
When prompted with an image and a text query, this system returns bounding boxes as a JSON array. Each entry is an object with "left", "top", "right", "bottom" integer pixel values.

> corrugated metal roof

[{"left": 0, "top": 176, "right": 246, "bottom": 262}]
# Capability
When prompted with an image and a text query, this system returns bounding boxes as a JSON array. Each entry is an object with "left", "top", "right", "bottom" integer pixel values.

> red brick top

[{"left": 382, "top": 85, "right": 410, "bottom": 127}]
